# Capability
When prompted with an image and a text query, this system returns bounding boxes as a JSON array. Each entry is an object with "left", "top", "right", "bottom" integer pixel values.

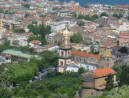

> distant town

[{"left": 0, "top": 0, "right": 129, "bottom": 98}]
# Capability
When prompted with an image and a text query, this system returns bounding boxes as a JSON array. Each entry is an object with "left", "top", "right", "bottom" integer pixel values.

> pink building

[{"left": 119, "top": 33, "right": 129, "bottom": 46}]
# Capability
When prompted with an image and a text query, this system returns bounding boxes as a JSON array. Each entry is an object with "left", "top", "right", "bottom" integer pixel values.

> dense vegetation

[
  {"left": 0, "top": 50, "right": 58, "bottom": 82},
  {"left": 0, "top": 49, "right": 61, "bottom": 98},
  {"left": 77, "top": 21, "right": 85, "bottom": 26},
  {"left": 89, "top": 85, "right": 129, "bottom": 98},
  {"left": 112, "top": 13, "right": 123, "bottom": 19},
  {"left": 0, "top": 72, "right": 81, "bottom": 98},
  {"left": 105, "top": 74, "right": 114, "bottom": 90},
  {"left": 70, "top": 34, "right": 83, "bottom": 43},
  {"left": 36, "top": 51, "right": 58, "bottom": 69},
  {"left": 7, "top": 62, "right": 38, "bottom": 83},
  {"left": 22, "top": 4, "right": 30, "bottom": 9},
  {"left": 77, "top": 14, "right": 99, "bottom": 21},
  {"left": 14, "top": 28, "right": 25, "bottom": 33},
  {"left": 113, "top": 64, "right": 129, "bottom": 86},
  {"left": 28, "top": 24, "right": 51, "bottom": 45},
  {"left": 100, "top": 12, "right": 108, "bottom": 17}
]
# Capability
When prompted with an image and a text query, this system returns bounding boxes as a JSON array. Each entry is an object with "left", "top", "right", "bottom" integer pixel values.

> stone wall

[
  {"left": 95, "top": 77, "right": 106, "bottom": 89},
  {"left": 80, "top": 89, "right": 96, "bottom": 98}
]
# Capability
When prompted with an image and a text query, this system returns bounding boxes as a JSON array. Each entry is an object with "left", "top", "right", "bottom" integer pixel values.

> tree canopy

[
  {"left": 112, "top": 13, "right": 123, "bottom": 19},
  {"left": 36, "top": 51, "right": 58, "bottom": 69},
  {"left": 100, "top": 12, "right": 108, "bottom": 17},
  {"left": 105, "top": 74, "right": 114, "bottom": 90},
  {"left": 7, "top": 62, "right": 39, "bottom": 83},
  {"left": 28, "top": 24, "right": 51, "bottom": 45},
  {"left": 90, "top": 85, "right": 129, "bottom": 98},
  {"left": 0, "top": 72, "right": 81, "bottom": 98},
  {"left": 14, "top": 28, "right": 25, "bottom": 33},
  {"left": 119, "top": 47, "right": 128, "bottom": 54},
  {"left": 70, "top": 34, "right": 83, "bottom": 43},
  {"left": 77, "top": 21, "right": 85, "bottom": 26},
  {"left": 77, "top": 14, "right": 98, "bottom": 21}
]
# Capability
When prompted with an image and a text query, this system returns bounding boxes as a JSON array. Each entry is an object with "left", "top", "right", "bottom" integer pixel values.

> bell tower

[
  {"left": 58, "top": 28, "right": 72, "bottom": 73},
  {"left": 9, "top": 23, "right": 13, "bottom": 32},
  {"left": 0, "top": 20, "right": 3, "bottom": 28}
]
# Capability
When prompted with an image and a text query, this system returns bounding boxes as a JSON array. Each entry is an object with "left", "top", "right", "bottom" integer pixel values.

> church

[
  {"left": 58, "top": 28, "right": 72, "bottom": 72},
  {"left": 57, "top": 28, "right": 99, "bottom": 72}
]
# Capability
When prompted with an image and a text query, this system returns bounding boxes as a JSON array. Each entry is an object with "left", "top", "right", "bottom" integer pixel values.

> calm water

[{"left": 57, "top": 0, "right": 129, "bottom": 6}]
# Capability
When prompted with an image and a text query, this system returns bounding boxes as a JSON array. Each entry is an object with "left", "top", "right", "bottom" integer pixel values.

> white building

[
  {"left": 8, "top": 34, "right": 28, "bottom": 46},
  {"left": 50, "top": 20, "right": 76, "bottom": 33},
  {"left": 66, "top": 61, "right": 97, "bottom": 72},
  {"left": 115, "top": 22, "right": 129, "bottom": 32}
]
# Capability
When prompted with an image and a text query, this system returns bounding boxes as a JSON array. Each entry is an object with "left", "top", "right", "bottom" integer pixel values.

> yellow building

[
  {"left": 102, "top": 49, "right": 114, "bottom": 67},
  {"left": 0, "top": 20, "right": 6, "bottom": 39}
]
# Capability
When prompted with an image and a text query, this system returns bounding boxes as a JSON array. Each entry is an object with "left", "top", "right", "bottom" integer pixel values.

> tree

[
  {"left": 7, "top": 62, "right": 38, "bottom": 83},
  {"left": 5, "top": 72, "right": 81, "bottom": 98},
  {"left": 22, "top": 4, "right": 30, "bottom": 9},
  {"left": 78, "top": 67, "right": 87, "bottom": 74},
  {"left": 113, "top": 64, "right": 122, "bottom": 81},
  {"left": 99, "top": 24, "right": 104, "bottom": 28},
  {"left": 14, "top": 28, "right": 25, "bottom": 33},
  {"left": 77, "top": 21, "right": 85, "bottom": 26},
  {"left": 77, "top": 14, "right": 98, "bottom": 21},
  {"left": 12, "top": 40, "right": 19, "bottom": 46},
  {"left": 28, "top": 24, "right": 51, "bottom": 45},
  {"left": 97, "top": 85, "right": 129, "bottom": 98},
  {"left": 0, "top": 88, "right": 13, "bottom": 98},
  {"left": 92, "top": 14, "right": 98, "bottom": 20},
  {"left": 72, "top": 12, "right": 77, "bottom": 18},
  {"left": 70, "top": 34, "right": 83, "bottom": 43},
  {"left": 119, "top": 47, "right": 128, "bottom": 54},
  {"left": 90, "top": 45, "right": 95, "bottom": 54},
  {"left": 24, "top": 13, "right": 29, "bottom": 18},
  {"left": 50, "top": 93, "right": 68, "bottom": 98},
  {"left": 105, "top": 74, "right": 114, "bottom": 90},
  {"left": 113, "top": 13, "right": 123, "bottom": 19},
  {"left": 119, "top": 65, "right": 129, "bottom": 85},
  {"left": 0, "top": 8, "right": 3, "bottom": 13},
  {"left": 40, "top": 14, "right": 46, "bottom": 17},
  {"left": 40, "top": 51, "right": 58, "bottom": 68},
  {"left": 100, "top": 12, "right": 108, "bottom": 17}
]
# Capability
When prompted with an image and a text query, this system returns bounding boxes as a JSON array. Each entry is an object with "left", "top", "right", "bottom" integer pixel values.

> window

[
  {"left": 61, "top": 51, "right": 64, "bottom": 56},
  {"left": 60, "top": 61, "right": 63, "bottom": 66}
]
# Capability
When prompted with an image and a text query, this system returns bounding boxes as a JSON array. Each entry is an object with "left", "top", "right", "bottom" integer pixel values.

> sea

[{"left": 56, "top": 0, "right": 129, "bottom": 7}]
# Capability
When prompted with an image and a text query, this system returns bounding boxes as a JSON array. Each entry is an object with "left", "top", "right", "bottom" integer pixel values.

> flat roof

[{"left": 2, "top": 49, "right": 33, "bottom": 59}]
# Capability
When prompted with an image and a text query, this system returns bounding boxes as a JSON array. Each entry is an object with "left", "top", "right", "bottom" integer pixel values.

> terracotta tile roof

[
  {"left": 92, "top": 67, "right": 116, "bottom": 78},
  {"left": 115, "top": 4, "right": 128, "bottom": 9},
  {"left": 40, "top": 17, "right": 49, "bottom": 21},
  {"left": 4, "top": 33, "right": 12, "bottom": 37},
  {"left": 71, "top": 50, "right": 101, "bottom": 60},
  {"left": 93, "top": 35, "right": 103, "bottom": 40},
  {"left": 119, "top": 32, "right": 129, "bottom": 37},
  {"left": 87, "top": 28, "right": 95, "bottom": 32},
  {"left": 24, "top": 32, "right": 33, "bottom": 36},
  {"left": 30, "top": 40, "right": 41, "bottom": 44}
]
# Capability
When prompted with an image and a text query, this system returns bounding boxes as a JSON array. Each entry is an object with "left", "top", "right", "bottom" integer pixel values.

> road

[{"left": 29, "top": 67, "right": 57, "bottom": 83}]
